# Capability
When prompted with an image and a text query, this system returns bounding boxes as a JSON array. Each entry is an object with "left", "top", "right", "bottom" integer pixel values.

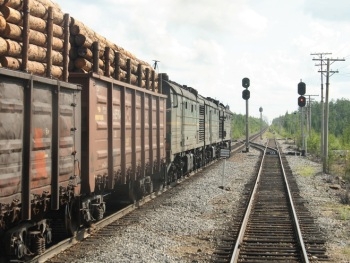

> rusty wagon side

[
  {"left": 69, "top": 72, "right": 167, "bottom": 202},
  {"left": 0, "top": 67, "right": 81, "bottom": 258}
]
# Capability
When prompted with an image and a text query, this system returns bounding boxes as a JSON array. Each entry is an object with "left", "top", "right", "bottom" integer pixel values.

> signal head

[
  {"left": 298, "top": 95, "right": 306, "bottom": 107},
  {"left": 298, "top": 81, "right": 306, "bottom": 95},
  {"left": 242, "top": 78, "right": 250, "bottom": 88},
  {"left": 242, "top": 89, "right": 250, "bottom": 100}
]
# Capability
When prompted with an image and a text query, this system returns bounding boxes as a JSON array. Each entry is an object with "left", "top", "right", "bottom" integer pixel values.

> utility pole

[
  {"left": 311, "top": 52, "right": 331, "bottom": 159},
  {"left": 312, "top": 55, "right": 345, "bottom": 172}
]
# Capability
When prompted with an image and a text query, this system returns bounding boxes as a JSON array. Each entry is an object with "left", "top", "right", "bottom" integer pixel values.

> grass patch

[
  {"left": 297, "top": 166, "right": 315, "bottom": 177},
  {"left": 343, "top": 246, "right": 350, "bottom": 256},
  {"left": 264, "top": 131, "right": 275, "bottom": 139},
  {"left": 339, "top": 206, "right": 350, "bottom": 220}
]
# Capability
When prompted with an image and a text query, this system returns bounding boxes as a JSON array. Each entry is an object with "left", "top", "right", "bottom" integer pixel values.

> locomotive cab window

[{"left": 172, "top": 93, "right": 178, "bottom": 108}]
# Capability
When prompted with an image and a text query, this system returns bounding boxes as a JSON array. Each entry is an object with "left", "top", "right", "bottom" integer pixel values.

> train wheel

[
  {"left": 128, "top": 181, "right": 137, "bottom": 203},
  {"left": 13, "top": 234, "right": 25, "bottom": 259},
  {"left": 30, "top": 232, "right": 45, "bottom": 255},
  {"left": 146, "top": 180, "right": 153, "bottom": 194},
  {"left": 65, "top": 199, "right": 79, "bottom": 236},
  {"left": 135, "top": 179, "right": 146, "bottom": 200},
  {"left": 93, "top": 205, "right": 105, "bottom": 221},
  {"left": 152, "top": 174, "right": 164, "bottom": 193}
]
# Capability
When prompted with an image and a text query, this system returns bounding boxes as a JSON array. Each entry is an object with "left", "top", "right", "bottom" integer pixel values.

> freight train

[
  {"left": 0, "top": 0, "right": 233, "bottom": 259},
  {"left": 0, "top": 67, "right": 233, "bottom": 260}
]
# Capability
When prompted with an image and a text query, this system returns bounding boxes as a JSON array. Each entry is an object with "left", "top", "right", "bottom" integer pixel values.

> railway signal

[
  {"left": 297, "top": 80, "right": 307, "bottom": 156},
  {"left": 242, "top": 77, "right": 250, "bottom": 152},
  {"left": 259, "top": 107, "right": 263, "bottom": 139},
  {"left": 297, "top": 81, "right": 306, "bottom": 107},
  {"left": 298, "top": 96, "right": 306, "bottom": 107}
]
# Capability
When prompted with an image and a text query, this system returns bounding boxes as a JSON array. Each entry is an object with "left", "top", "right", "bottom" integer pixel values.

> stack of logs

[
  {"left": 69, "top": 18, "right": 159, "bottom": 91},
  {"left": 0, "top": 0, "right": 69, "bottom": 80},
  {"left": 0, "top": 0, "right": 158, "bottom": 91}
]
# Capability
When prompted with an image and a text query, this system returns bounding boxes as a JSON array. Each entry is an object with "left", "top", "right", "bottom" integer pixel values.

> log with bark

[
  {"left": 1, "top": 6, "right": 64, "bottom": 37},
  {"left": 74, "top": 33, "right": 93, "bottom": 48},
  {"left": 4, "top": 0, "right": 64, "bottom": 25},
  {"left": 0, "top": 56, "right": 63, "bottom": 78},
  {"left": 0, "top": 37, "right": 7, "bottom": 55},
  {"left": 4, "top": 38, "right": 63, "bottom": 65},
  {"left": 2, "top": 21, "right": 64, "bottom": 50},
  {"left": 77, "top": 46, "right": 92, "bottom": 60},
  {"left": 35, "top": 0, "right": 61, "bottom": 11},
  {"left": 74, "top": 57, "right": 104, "bottom": 71},
  {"left": 0, "top": 16, "right": 6, "bottom": 32}
]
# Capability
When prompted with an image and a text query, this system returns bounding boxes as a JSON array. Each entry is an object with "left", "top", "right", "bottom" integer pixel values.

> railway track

[{"left": 212, "top": 139, "right": 328, "bottom": 263}]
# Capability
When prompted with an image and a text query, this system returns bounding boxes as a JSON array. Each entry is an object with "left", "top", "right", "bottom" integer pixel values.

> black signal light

[
  {"left": 298, "top": 81, "right": 306, "bottom": 95},
  {"left": 242, "top": 89, "right": 250, "bottom": 100},
  {"left": 242, "top": 78, "right": 250, "bottom": 88},
  {"left": 298, "top": 95, "right": 306, "bottom": 107}
]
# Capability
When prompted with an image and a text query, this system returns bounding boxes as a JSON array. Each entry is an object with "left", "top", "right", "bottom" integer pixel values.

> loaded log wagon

[
  {"left": 0, "top": 0, "right": 166, "bottom": 260},
  {"left": 0, "top": 67, "right": 82, "bottom": 259}
]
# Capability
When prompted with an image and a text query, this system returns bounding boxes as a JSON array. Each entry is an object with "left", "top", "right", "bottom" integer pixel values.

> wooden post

[
  {"left": 114, "top": 51, "right": 120, "bottom": 80},
  {"left": 158, "top": 72, "right": 162, "bottom": 94},
  {"left": 22, "top": 0, "right": 29, "bottom": 72},
  {"left": 151, "top": 70, "right": 155, "bottom": 92},
  {"left": 137, "top": 64, "right": 142, "bottom": 87},
  {"left": 145, "top": 67, "right": 150, "bottom": 90},
  {"left": 104, "top": 46, "right": 110, "bottom": 77},
  {"left": 126, "top": 58, "right": 131, "bottom": 84},
  {"left": 46, "top": 7, "right": 53, "bottom": 78},
  {"left": 63, "top": 13, "right": 70, "bottom": 81},
  {"left": 92, "top": 41, "right": 99, "bottom": 74}
]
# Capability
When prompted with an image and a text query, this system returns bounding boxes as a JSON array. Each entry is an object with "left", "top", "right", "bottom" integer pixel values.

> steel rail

[
  {"left": 229, "top": 139, "right": 310, "bottom": 263},
  {"left": 229, "top": 141, "right": 268, "bottom": 262},
  {"left": 276, "top": 139, "right": 309, "bottom": 263}
]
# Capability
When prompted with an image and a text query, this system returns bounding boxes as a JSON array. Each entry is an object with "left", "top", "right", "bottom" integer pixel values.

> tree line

[
  {"left": 271, "top": 98, "right": 350, "bottom": 182},
  {"left": 272, "top": 98, "right": 350, "bottom": 150},
  {"left": 232, "top": 113, "right": 268, "bottom": 140}
]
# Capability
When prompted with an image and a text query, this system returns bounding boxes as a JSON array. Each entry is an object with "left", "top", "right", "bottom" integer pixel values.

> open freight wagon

[
  {"left": 69, "top": 72, "right": 167, "bottom": 202},
  {"left": 0, "top": 67, "right": 81, "bottom": 258}
]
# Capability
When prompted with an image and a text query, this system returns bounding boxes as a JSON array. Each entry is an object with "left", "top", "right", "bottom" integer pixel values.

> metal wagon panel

[
  {"left": 0, "top": 68, "right": 81, "bottom": 220},
  {"left": 69, "top": 73, "right": 166, "bottom": 194}
]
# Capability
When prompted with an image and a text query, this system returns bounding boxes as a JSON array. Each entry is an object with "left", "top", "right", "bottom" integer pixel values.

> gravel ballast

[{"left": 62, "top": 139, "right": 350, "bottom": 263}]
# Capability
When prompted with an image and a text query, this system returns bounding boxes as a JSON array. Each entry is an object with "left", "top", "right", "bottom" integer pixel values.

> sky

[{"left": 54, "top": 0, "right": 350, "bottom": 123}]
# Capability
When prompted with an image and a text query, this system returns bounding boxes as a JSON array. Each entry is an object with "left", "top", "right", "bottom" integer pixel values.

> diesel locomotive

[{"left": 161, "top": 73, "right": 232, "bottom": 182}]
